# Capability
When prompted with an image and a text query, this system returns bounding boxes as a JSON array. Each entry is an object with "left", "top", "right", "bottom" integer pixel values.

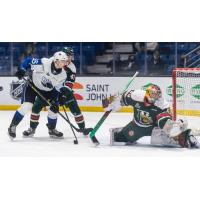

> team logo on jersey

[
  {"left": 139, "top": 110, "right": 153, "bottom": 125},
  {"left": 10, "top": 80, "right": 26, "bottom": 100},
  {"left": 128, "top": 130, "right": 135, "bottom": 137},
  {"left": 31, "top": 58, "right": 39, "bottom": 65}
]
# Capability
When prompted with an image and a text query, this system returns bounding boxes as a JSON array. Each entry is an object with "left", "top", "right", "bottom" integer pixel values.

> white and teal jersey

[{"left": 20, "top": 57, "right": 67, "bottom": 91}]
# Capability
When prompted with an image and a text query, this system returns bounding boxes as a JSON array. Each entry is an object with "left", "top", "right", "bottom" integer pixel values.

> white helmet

[{"left": 53, "top": 51, "right": 68, "bottom": 62}]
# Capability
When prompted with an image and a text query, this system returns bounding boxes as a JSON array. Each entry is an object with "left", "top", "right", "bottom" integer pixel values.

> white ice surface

[{"left": 0, "top": 111, "right": 200, "bottom": 156}]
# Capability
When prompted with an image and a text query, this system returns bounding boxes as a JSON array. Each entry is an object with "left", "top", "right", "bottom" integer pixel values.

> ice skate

[
  {"left": 23, "top": 128, "right": 36, "bottom": 138},
  {"left": 8, "top": 125, "right": 16, "bottom": 140},
  {"left": 48, "top": 128, "right": 63, "bottom": 138}
]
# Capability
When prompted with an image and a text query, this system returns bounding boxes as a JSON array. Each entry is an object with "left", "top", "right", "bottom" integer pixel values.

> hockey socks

[{"left": 10, "top": 111, "right": 24, "bottom": 126}]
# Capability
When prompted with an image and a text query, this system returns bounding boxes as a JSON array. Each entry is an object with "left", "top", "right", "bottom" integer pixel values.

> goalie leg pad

[
  {"left": 151, "top": 127, "right": 179, "bottom": 147},
  {"left": 162, "top": 119, "right": 188, "bottom": 138}
]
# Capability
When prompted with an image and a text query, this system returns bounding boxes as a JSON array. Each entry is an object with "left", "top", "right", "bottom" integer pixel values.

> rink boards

[{"left": 0, "top": 76, "right": 200, "bottom": 116}]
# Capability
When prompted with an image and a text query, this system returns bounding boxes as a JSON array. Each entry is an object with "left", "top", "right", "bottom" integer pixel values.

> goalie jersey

[{"left": 122, "top": 90, "right": 172, "bottom": 131}]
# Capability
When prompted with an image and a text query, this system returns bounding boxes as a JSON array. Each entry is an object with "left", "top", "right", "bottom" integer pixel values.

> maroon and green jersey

[{"left": 116, "top": 90, "right": 172, "bottom": 142}]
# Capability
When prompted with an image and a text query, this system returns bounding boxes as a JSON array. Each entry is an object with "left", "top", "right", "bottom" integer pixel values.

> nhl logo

[{"left": 10, "top": 80, "right": 26, "bottom": 100}]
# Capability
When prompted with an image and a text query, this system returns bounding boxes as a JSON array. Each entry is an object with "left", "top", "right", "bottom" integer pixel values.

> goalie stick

[{"left": 89, "top": 71, "right": 139, "bottom": 146}]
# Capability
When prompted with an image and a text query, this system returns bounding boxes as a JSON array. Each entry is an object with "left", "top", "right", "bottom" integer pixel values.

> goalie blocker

[{"left": 105, "top": 85, "right": 200, "bottom": 148}]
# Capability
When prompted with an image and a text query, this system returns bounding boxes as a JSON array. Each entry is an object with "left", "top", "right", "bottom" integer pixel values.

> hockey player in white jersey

[
  {"left": 22, "top": 47, "right": 91, "bottom": 137},
  {"left": 8, "top": 51, "right": 68, "bottom": 139},
  {"left": 104, "top": 84, "right": 200, "bottom": 148}
]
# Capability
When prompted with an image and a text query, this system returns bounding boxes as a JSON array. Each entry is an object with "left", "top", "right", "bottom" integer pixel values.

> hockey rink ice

[{"left": 0, "top": 111, "right": 200, "bottom": 156}]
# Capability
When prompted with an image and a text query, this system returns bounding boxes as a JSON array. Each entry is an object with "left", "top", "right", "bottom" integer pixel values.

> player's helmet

[
  {"left": 62, "top": 47, "right": 74, "bottom": 56},
  {"left": 53, "top": 51, "right": 68, "bottom": 62},
  {"left": 145, "top": 84, "right": 162, "bottom": 104}
]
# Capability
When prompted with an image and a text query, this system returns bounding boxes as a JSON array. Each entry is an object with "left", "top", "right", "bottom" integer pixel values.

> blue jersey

[{"left": 20, "top": 57, "right": 43, "bottom": 71}]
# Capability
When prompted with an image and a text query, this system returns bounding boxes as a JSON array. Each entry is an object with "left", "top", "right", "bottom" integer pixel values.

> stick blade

[{"left": 90, "top": 136, "right": 100, "bottom": 146}]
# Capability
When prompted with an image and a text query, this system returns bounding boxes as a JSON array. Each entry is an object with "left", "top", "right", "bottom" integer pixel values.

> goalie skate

[{"left": 187, "top": 135, "right": 200, "bottom": 148}]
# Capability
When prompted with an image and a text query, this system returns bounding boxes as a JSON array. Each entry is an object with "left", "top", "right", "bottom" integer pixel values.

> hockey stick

[
  {"left": 62, "top": 105, "right": 78, "bottom": 144},
  {"left": 22, "top": 77, "right": 81, "bottom": 144},
  {"left": 62, "top": 104, "right": 93, "bottom": 135},
  {"left": 89, "top": 71, "right": 139, "bottom": 146}
]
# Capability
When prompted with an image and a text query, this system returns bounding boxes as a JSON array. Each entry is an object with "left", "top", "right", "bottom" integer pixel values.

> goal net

[{"left": 172, "top": 68, "right": 200, "bottom": 134}]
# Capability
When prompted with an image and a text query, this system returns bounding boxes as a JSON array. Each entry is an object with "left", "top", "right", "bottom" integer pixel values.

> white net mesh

[{"left": 173, "top": 68, "right": 200, "bottom": 134}]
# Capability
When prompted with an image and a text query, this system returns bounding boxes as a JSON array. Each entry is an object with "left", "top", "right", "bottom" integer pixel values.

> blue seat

[
  {"left": 160, "top": 54, "right": 168, "bottom": 62},
  {"left": 169, "top": 55, "right": 175, "bottom": 64},
  {"left": 82, "top": 45, "right": 95, "bottom": 65},
  {"left": 71, "top": 45, "right": 80, "bottom": 53},
  {"left": 189, "top": 43, "right": 197, "bottom": 51},
  {"left": 94, "top": 43, "right": 105, "bottom": 55},
  {"left": 178, "top": 44, "right": 188, "bottom": 52},
  {"left": 0, "top": 47, "right": 6, "bottom": 56}
]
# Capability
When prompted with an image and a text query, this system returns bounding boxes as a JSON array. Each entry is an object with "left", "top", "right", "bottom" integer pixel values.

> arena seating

[{"left": 0, "top": 42, "right": 199, "bottom": 76}]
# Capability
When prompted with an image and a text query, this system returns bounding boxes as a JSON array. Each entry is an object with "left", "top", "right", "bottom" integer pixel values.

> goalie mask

[{"left": 145, "top": 84, "right": 162, "bottom": 104}]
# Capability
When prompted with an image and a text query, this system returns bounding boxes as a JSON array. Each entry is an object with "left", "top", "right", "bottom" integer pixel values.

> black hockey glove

[
  {"left": 15, "top": 68, "right": 26, "bottom": 80},
  {"left": 59, "top": 87, "right": 73, "bottom": 106},
  {"left": 50, "top": 100, "right": 59, "bottom": 113},
  {"left": 59, "top": 96, "right": 67, "bottom": 106}
]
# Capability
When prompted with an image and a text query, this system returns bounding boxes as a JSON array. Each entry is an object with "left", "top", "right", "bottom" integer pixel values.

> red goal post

[{"left": 172, "top": 68, "right": 200, "bottom": 121}]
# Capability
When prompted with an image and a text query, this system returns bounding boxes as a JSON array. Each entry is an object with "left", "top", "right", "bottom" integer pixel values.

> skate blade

[
  {"left": 23, "top": 134, "right": 34, "bottom": 138},
  {"left": 7, "top": 132, "right": 15, "bottom": 141},
  {"left": 49, "top": 135, "right": 64, "bottom": 139}
]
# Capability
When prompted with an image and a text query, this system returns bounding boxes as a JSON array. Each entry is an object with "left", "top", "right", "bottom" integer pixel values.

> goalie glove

[{"left": 102, "top": 94, "right": 122, "bottom": 112}]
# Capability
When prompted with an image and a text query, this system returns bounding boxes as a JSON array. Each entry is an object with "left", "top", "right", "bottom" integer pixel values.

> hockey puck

[{"left": 74, "top": 140, "right": 78, "bottom": 144}]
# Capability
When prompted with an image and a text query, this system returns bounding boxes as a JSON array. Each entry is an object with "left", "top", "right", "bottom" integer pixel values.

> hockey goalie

[{"left": 103, "top": 84, "right": 200, "bottom": 148}]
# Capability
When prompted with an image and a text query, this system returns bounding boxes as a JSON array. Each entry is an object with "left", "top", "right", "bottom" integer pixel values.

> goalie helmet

[
  {"left": 53, "top": 51, "right": 68, "bottom": 62},
  {"left": 145, "top": 84, "right": 162, "bottom": 104}
]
